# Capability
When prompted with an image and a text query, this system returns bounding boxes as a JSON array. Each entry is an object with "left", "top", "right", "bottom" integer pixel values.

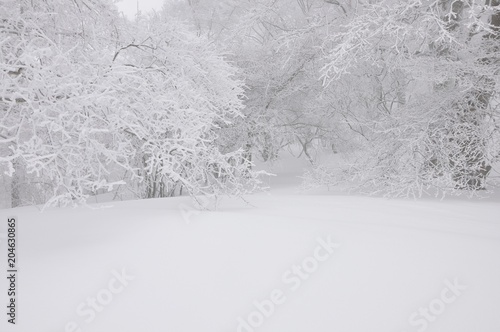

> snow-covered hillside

[
  {"left": 0, "top": 151, "right": 499, "bottom": 332},
  {"left": 2, "top": 1, "right": 499, "bottom": 330}
]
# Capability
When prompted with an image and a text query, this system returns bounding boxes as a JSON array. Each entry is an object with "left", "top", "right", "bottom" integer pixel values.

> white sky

[{"left": 115, "top": 0, "right": 165, "bottom": 19}]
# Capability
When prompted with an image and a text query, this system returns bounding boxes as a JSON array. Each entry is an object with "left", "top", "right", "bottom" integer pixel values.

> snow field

[{"left": 0, "top": 191, "right": 498, "bottom": 332}]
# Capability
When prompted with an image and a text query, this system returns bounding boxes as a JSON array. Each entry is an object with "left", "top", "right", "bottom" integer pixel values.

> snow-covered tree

[
  {"left": 0, "top": 0, "right": 262, "bottom": 208},
  {"left": 163, "top": 0, "right": 348, "bottom": 164},
  {"left": 305, "top": 0, "right": 500, "bottom": 197},
  {"left": 160, "top": 0, "right": 500, "bottom": 197},
  {"left": 113, "top": 13, "right": 262, "bottom": 199}
]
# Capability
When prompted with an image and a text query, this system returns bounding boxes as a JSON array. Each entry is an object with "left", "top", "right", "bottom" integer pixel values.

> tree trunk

[
  {"left": 11, "top": 159, "right": 25, "bottom": 208},
  {"left": 435, "top": 0, "right": 497, "bottom": 190}
]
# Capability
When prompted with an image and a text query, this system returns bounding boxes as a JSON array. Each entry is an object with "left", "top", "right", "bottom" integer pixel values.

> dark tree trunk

[{"left": 435, "top": 0, "right": 498, "bottom": 190}]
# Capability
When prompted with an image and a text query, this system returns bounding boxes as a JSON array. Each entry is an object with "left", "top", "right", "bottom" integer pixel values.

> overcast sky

[{"left": 115, "top": 0, "right": 165, "bottom": 19}]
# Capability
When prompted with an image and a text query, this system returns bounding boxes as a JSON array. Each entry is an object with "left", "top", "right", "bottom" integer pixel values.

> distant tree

[{"left": 163, "top": 0, "right": 347, "bottom": 164}]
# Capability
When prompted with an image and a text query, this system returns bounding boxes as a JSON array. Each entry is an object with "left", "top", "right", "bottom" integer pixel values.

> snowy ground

[{"left": 0, "top": 151, "right": 499, "bottom": 332}]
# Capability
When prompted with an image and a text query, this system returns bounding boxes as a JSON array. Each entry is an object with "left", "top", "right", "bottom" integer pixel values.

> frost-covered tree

[
  {"left": 113, "top": 13, "right": 262, "bottom": 199},
  {"left": 163, "top": 0, "right": 348, "bottom": 164},
  {"left": 0, "top": 0, "right": 262, "bottom": 208},
  {"left": 305, "top": 0, "right": 500, "bottom": 197},
  {"left": 0, "top": 0, "right": 125, "bottom": 207}
]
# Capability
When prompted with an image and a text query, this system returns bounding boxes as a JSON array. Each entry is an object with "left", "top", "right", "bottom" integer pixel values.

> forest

[
  {"left": 1, "top": 0, "right": 499, "bottom": 208},
  {"left": 1, "top": 3, "right": 500, "bottom": 332}
]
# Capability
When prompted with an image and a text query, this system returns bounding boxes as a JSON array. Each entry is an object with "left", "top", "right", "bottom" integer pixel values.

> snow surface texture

[{"left": 0, "top": 151, "right": 499, "bottom": 332}]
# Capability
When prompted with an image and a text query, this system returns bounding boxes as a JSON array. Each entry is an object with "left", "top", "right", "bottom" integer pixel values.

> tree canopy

[{"left": 1, "top": 0, "right": 499, "bottom": 207}]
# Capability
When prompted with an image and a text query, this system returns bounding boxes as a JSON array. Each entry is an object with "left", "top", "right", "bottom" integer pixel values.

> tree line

[{"left": 1, "top": 0, "right": 499, "bottom": 207}]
